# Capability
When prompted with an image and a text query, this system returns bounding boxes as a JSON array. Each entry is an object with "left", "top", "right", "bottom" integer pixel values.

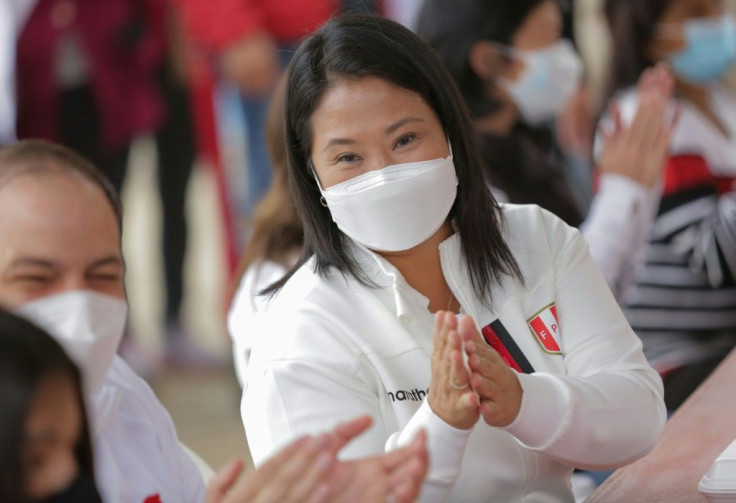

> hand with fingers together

[
  {"left": 457, "top": 315, "right": 523, "bottom": 428},
  {"left": 598, "top": 62, "right": 680, "bottom": 189},
  {"left": 205, "top": 416, "right": 428, "bottom": 503},
  {"left": 428, "top": 311, "right": 480, "bottom": 430}
]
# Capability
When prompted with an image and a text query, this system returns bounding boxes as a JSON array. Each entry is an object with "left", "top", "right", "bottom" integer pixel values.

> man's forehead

[
  {"left": 0, "top": 173, "right": 121, "bottom": 252},
  {"left": 0, "top": 171, "right": 118, "bottom": 223}
]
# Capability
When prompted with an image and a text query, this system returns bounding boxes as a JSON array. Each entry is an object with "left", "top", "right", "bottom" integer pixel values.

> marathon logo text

[{"left": 387, "top": 388, "right": 429, "bottom": 402}]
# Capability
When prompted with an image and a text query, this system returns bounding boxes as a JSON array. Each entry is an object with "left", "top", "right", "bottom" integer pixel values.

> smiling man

[{"left": 0, "top": 140, "right": 207, "bottom": 502}]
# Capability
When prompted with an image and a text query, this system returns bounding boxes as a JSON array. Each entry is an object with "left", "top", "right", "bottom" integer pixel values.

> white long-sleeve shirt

[
  {"left": 242, "top": 204, "right": 666, "bottom": 502},
  {"left": 91, "top": 357, "right": 207, "bottom": 503},
  {"left": 580, "top": 173, "right": 660, "bottom": 299}
]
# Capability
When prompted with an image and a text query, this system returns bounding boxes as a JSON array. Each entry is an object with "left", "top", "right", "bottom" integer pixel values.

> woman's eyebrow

[
  {"left": 321, "top": 117, "right": 425, "bottom": 153},
  {"left": 322, "top": 137, "right": 357, "bottom": 153},
  {"left": 385, "top": 117, "right": 424, "bottom": 135}
]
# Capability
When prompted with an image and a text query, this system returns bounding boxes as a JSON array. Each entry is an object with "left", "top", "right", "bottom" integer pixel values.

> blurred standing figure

[
  {"left": 154, "top": 5, "right": 211, "bottom": 365},
  {"left": 15, "top": 0, "right": 166, "bottom": 191},
  {"left": 178, "top": 0, "right": 337, "bottom": 218},
  {"left": 0, "top": 0, "right": 37, "bottom": 145},
  {"left": 605, "top": 0, "right": 736, "bottom": 410}
]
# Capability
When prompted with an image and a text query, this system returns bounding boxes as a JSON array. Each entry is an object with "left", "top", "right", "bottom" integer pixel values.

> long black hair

[
  {"left": 271, "top": 14, "right": 522, "bottom": 304},
  {"left": 603, "top": 0, "right": 673, "bottom": 105},
  {"left": 0, "top": 309, "right": 96, "bottom": 502}
]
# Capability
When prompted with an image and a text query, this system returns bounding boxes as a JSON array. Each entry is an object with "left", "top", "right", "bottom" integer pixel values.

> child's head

[{"left": 0, "top": 308, "right": 99, "bottom": 502}]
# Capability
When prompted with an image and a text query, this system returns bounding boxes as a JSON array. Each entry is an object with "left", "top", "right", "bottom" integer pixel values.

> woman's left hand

[{"left": 458, "top": 315, "right": 523, "bottom": 427}]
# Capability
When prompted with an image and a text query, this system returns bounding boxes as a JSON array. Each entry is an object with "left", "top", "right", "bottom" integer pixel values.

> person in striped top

[{"left": 604, "top": 0, "right": 736, "bottom": 409}]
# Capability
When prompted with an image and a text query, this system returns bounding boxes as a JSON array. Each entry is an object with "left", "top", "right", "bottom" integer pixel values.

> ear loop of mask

[{"left": 309, "top": 160, "right": 329, "bottom": 207}]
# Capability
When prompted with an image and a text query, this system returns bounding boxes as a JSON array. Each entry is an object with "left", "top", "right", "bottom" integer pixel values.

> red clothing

[
  {"left": 16, "top": 0, "right": 166, "bottom": 150},
  {"left": 176, "top": 0, "right": 337, "bottom": 51}
]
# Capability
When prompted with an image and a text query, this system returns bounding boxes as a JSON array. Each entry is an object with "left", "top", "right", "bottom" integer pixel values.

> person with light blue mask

[
  {"left": 604, "top": 0, "right": 736, "bottom": 411},
  {"left": 664, "top": 8, "right": 736, "bottom": 84}
]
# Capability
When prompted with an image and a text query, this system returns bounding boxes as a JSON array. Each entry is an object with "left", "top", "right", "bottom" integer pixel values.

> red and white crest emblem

[{"left": 527, "top": 303, "right": 561, "bottom": 354}]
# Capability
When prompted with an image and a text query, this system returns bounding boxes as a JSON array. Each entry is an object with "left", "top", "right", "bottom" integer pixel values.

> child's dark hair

[{"left": 0, "top": 309, "right": 96, "bottom": 502}]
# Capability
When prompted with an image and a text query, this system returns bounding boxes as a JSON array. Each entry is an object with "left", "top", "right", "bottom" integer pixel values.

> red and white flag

[{"left": 527, "top": 304, "right": 561, "bottom": 354}]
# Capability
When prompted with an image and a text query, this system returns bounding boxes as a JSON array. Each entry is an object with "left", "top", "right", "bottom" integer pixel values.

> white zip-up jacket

[{"left": 242, "top": 204, "right": 666, "bottom": 502}]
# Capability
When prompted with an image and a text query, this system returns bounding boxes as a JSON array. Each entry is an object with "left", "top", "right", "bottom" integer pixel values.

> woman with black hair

[
  {"left": 241, "top": 14, "right": 666, "bottom": 502},
  {"left": 604, "top": 0, "right": 736, "bottom": 410},
  {"left": 0, "top": 308, "right": 101, "bottom": 502},
  {"left": 416, "top": 0, "right": 677, "bottom": 299}
]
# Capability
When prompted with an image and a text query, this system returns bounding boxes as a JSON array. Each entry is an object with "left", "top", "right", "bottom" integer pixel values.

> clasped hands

[{"left": 428, "top": 311, "right": 523, "bottom": 430}]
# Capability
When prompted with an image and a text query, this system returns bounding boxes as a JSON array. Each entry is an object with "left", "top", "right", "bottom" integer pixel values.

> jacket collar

[{"left": 348, "top": 232, "right": 484, "bottom": 325}]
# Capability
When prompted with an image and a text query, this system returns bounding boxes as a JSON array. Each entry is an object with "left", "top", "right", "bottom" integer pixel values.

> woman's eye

[
  {"left": 89, "top": 275, "right": 121, "bottom": 283},
  {"left": 337, "top": 153, "right": 360, "bottom": 163},
  {"left": 395, "top": 133, "right": 417, "bottom": 148}
]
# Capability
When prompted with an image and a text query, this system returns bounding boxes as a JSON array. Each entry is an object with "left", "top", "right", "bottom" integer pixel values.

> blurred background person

[
  {"left": 417, "top": 0, "right": 677, "bottom": 299},
  {"left": 604, "top": 0, "right": 736, "bottom": 410},
  {"left": 0, "top": 308, "right": 102, "bottom": 502},
  {"left": 15, "top": 0, "right": 165, "bottom": 191},
  {"left": 0, "top": 0, "right": 37, "bottom": 146},
  {"left": 177, "top": 0, "right": 337, "bottom": 226}
]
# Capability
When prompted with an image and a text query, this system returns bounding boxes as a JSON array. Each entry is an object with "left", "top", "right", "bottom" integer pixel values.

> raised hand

[
  {"left": 598, "top": 62, "right": 680, "bottom": 188},
  {"left": 428, "top": 311, "right": 480, "bottom": 430},
  {"left": 458, "top": 315, "right": 522, "bottom": 428}
]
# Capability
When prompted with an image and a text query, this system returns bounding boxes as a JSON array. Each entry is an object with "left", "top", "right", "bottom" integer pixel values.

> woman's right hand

[
  {"left": 428, "top": 311, "right": 480, "bottom": 430},
  {"left": 598, "top": 63, "right": 679, "bottom": 188}
]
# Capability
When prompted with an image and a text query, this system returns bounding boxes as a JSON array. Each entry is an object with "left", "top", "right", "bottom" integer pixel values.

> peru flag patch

[{"left": 527, "top": 303, "right": 561, "bottom": 354}]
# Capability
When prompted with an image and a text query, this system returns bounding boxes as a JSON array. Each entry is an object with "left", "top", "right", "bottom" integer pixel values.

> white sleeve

[
  {"left": 243, "top": 325, "right": 470, "bottom": 503},
  {"left": 580, "top": 173, "right": 660, "bottom": 299},
  {"left": 502, "top": 215, "right": 666, "bottom": 470}
]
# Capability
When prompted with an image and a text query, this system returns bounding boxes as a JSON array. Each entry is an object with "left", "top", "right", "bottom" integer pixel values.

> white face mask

[
  {"left": 501, "top": 39, "right": 583, "bottom": 125},
  {"left": 317, "top": 150, "right": 458, "bottom": 252},
  {"left": 15, "top": 291, "right": 127, "bottom": 395}
]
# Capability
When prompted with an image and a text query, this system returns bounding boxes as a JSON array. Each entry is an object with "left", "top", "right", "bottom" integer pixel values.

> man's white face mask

[{"left": 15, "top": 290, "right": 127, "bottom": 395}]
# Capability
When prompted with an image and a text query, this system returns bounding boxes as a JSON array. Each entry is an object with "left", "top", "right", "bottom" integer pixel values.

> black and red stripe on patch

[{"left": 480, "top": 320, "right": 535, "bottom": 374}]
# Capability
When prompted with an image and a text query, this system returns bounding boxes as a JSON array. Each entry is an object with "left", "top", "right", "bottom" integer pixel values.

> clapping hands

[{"left": 429, "top": 312, "right": 523, "bottom": 430}]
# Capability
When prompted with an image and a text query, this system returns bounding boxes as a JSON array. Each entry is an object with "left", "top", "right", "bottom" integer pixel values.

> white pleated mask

[{"left": 317, "top": 149, "right": 458, "bottom": 252}]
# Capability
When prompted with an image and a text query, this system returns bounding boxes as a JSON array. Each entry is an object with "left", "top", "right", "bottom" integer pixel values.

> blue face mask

[{"left": 667, "top": 14, "right": 736, "bottom": 85}]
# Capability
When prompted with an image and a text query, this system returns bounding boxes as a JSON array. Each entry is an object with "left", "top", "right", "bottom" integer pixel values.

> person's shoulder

[
  {"left": 101, "top": 357, "right": 174, "bottom": 425},
  {"left": 248, "top": 258, "right": 383, "bottom": 368},
  {"left": 499, "top": 203, "right": 584, "bottom": 271},
  {"left": 229, "top": 260, "right": 290, "bottom": 329},
  {"left": 267, "top": 257, "right": 363, "bottom": 315}
]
